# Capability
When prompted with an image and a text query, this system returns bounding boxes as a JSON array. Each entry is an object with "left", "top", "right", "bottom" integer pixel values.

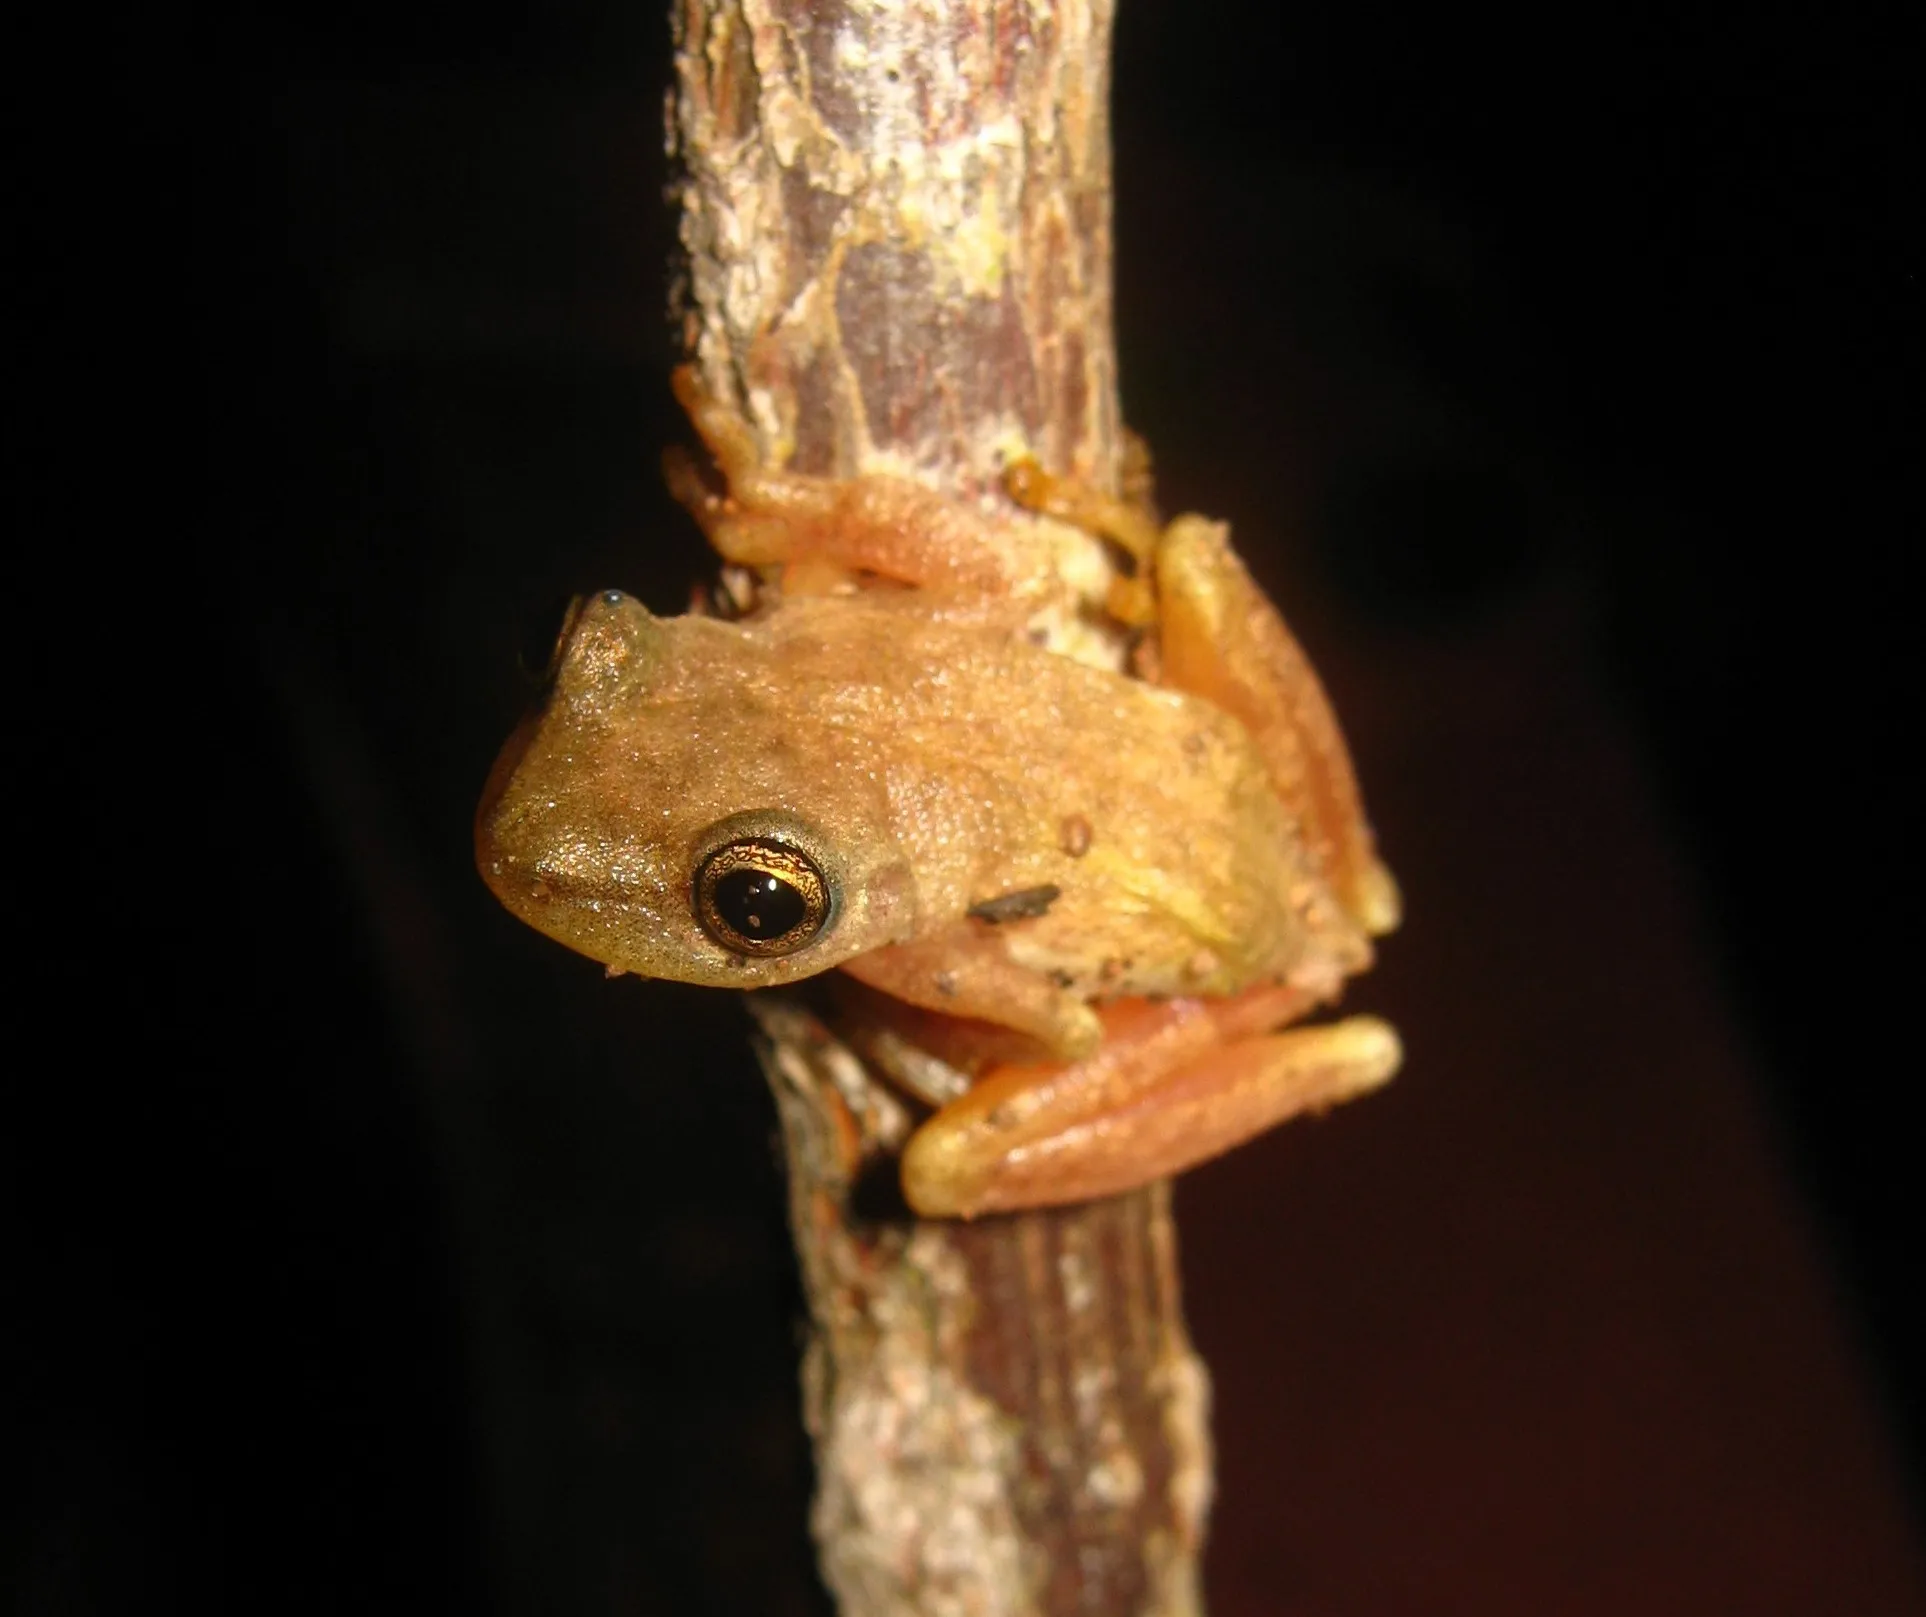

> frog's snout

[{"left": 474, "top": 712, "right": 548, "bottom": 897}]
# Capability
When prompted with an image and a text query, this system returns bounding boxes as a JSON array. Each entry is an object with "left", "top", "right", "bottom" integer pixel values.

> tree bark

[{"left": 670, "top": 2, "right": 1212, "bottom": 1613}]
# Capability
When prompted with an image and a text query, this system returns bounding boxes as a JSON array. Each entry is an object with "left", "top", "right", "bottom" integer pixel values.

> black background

[{"left": 20, "top": 1, "right": 1918, "bottom": 1611}]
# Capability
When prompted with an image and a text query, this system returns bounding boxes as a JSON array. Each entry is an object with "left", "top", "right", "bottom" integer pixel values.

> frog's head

[{"left": 476, "top": 590, "right": 917, "bottom": 987}]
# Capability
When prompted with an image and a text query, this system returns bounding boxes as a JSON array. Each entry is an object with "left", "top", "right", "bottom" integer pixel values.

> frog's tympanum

[{"left": 477, "top": 368, "right": 1402, "bottom": 1218}]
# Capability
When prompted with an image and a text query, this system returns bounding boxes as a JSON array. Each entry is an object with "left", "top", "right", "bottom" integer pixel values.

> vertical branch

[
  {"left": 671, "top": 0, "right": 1119, "bottom": 487},
  {"left": 670, "top": 2, "right": 1213, "bottom": 1614}
]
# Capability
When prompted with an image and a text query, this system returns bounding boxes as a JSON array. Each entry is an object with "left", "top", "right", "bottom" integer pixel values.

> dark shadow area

[{"left": 23, "top": 1, "right": 1919, "bottom": 1612}]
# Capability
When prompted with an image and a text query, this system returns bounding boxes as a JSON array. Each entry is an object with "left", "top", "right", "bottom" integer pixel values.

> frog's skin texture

[{"left": 476, "top": 370, "right": 1401, "bottom": 1218}]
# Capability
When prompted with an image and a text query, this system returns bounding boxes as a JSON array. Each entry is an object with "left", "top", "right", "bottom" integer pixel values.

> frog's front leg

[
  {"left": 1003, "top": 458, "right": 1162, "bottom": 625},
  {"left": 665, "top": 365, "right": 1025, "bottom": 596},
  {"left": 899, "top": 985, "right": 1401, "bottom": 1218},
  {"left": 838, "top": 923, "right": 1104, "bottom": 1061}
]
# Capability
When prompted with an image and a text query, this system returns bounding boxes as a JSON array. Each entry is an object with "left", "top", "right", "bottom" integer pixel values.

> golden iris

[{"left": 693, "top": 838, "right": 832, "bottom": 956}]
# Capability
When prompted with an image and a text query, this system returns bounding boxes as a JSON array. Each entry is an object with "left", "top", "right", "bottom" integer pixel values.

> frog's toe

[{"left": 1352, "top": 858, "right": 1403, "bottom": 937}]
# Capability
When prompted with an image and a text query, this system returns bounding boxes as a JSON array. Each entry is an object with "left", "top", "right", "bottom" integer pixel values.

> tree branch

[{"left": 671, "top": 2, "right": 1212, "bottom": 1611}]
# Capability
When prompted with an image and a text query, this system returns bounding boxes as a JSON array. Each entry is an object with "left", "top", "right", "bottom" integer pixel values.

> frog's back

[{"left": 745, "top": 595, "right": 1358, "bottom": 999}]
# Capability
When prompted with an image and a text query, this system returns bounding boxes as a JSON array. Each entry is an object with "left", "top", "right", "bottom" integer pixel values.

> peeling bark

[
  {"left": 671, "top": 0, "right": 1119, "bottom": 493},
  {"left": 670, "top": 3, "right": 1212, "bottom": 1612}
]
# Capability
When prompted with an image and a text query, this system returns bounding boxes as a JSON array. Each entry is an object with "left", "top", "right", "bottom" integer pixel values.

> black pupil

[{"left": 714, "top": 867, "right": 807, "bottom": 939}]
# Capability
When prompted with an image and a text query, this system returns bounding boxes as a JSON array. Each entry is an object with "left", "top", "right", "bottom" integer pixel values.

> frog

[{"left": 475, "top": 366, "right": 1402, "bottom": 1219}]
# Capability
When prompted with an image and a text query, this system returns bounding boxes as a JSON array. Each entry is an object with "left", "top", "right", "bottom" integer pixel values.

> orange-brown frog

[{"left": 476, "top": 369, "right": 1401, "bottom": 1218}]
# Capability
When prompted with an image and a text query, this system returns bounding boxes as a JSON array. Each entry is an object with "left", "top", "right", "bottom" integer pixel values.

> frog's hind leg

[
  {"left": 994, "top": 450, "right": 1399, "bottom": 934},
  {"left": 1155, "top": 517, "right": 1401, "bottom": 937},
  {"left": 901, "top": 988, "right": 1401, "bottom": 1218}
]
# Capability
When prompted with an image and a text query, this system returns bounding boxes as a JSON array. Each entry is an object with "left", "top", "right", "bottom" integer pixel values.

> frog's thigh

[
  {"left": 902, "top": 1012, "right": 1401, "bottom": 1218},
  {"left": 839, "top": 926, "right": 1103, "bottom": 1060},
  {"left": 1155, "top": 518, "right": 1400, "bottom": 935}
]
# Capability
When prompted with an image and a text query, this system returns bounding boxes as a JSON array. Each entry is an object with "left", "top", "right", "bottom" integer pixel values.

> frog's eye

[{"left": 694, "top": 837, "right": 833, "bottom": 957}]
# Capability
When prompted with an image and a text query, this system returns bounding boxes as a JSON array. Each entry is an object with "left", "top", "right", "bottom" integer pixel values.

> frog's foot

[
  {"left": 839, "top": 929, "right": 1103, "bottom": 1062},
  {"left": 1155, "top": 516, "right": 1401, "bottom": 937},
  {"left": 1003, "top": 458, "right": 1162, "bottom": 565},
  {"left": 668, "top": 365, "right": 1028, "bottom": 597},
  {"left": 899, "top": 987, "right": 1401, "bottom": 1218},
  {"left": 1003, "top": 458, "right": 1163, "bottom": 626}
]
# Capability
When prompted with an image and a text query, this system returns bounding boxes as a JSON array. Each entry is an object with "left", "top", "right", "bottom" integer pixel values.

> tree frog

[{"left": 476, "top": 368, "right": 1401, "bottom": 1218}]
